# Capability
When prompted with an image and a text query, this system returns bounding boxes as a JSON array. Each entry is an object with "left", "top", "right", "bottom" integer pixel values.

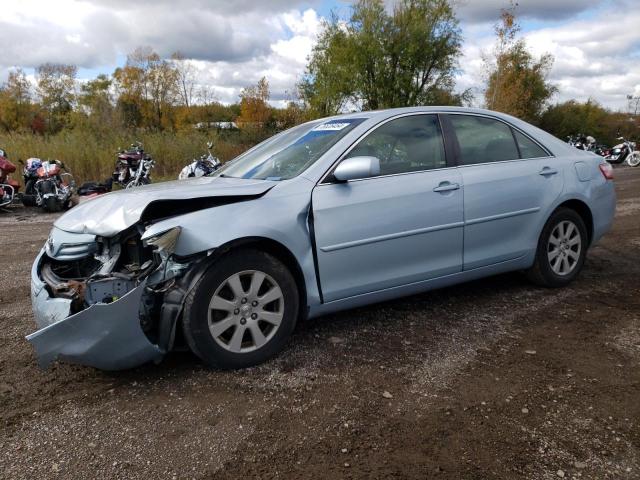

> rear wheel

[
  {"left": 182, "top": 249, "right": 299, "bottom": 369},
  {"left": 526, "top": 208, "right": 588, "bottom": 287}
]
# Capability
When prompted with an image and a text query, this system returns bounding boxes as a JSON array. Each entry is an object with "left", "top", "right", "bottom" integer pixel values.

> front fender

[{"left": 142, "top": 190, "right": 321, "bottom": 306}]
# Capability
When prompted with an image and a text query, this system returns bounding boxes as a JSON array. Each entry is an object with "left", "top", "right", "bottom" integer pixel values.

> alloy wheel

[
  {"left": 547, "top": 220, "right": 582, "bottom": 276},
  {"left": 207, "top": 270, "right": 284, "bottom": 353}
]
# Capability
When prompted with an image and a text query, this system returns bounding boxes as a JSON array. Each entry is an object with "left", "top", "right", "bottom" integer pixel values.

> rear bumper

[
  {"left": 27, "top": 250, "right": 164, "bottom": 371},
  {"left": 590, "top": 180, "right": 616, "bottom": 246}
]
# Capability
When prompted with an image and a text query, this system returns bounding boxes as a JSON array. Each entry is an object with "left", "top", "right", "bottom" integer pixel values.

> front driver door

[{"left": 312, "top": 114, "right": 464, "bottom": 303}]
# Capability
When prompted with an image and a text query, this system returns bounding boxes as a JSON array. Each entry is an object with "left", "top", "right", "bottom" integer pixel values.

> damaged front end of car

[{"left": 27, "top": 224, "right": 203, "bottom": 370}]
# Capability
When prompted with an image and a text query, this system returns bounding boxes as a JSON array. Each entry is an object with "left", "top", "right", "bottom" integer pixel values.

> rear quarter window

[{"left": 513, "top": 130, "right": 549, "bottom": 158}]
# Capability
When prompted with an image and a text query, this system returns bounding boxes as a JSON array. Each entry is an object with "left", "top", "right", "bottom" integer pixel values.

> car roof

[
  {"left": 321, "top": 106, "right": 572, "bottom": 154},
  {"left": 327, "top": 106, "right": 516, "bottom": 121}
]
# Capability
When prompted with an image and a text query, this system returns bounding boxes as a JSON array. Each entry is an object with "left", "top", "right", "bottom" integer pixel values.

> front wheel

[
  {"left": 182, "top": 249, "right": 299, "bottom": 369},
  {"left": 626, "top": 153, "right": 640, "bottom": 167},
  {"left": 125, "top": 176, "right": 150, "bottom": 189},
  {"left": 39, "top": 181, "right": 61, "bottom": 212},
  {"left": 43, "top": 196, "right": 61, "bottom": 213},
  {"left": 526, "top": 208, "right": 588, "bottom": 287}
]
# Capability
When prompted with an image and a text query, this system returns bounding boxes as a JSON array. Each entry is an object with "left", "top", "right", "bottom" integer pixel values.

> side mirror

[{"left": 333, "top": 156, "right": 381, "bottom": 182}]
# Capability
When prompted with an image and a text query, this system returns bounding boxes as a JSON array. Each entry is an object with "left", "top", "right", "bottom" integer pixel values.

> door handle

[
  {"left": 539, "top": 167, "right": 558, "bottom": 176},
  {"left": 433, "top": 182, "right": 460, "bottom": 193}
]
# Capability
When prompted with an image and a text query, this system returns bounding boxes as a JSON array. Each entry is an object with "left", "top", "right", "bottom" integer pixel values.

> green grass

[{"left": 0, "top": 129, "right": 256, "bottom": 186}]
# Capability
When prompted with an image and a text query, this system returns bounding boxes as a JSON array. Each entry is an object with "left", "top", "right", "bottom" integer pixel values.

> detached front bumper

[{"left": 27, "top": 250, "right": 164, "bottom": 371}]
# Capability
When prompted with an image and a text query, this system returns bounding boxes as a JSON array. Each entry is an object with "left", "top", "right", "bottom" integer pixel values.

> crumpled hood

[{"left": 55, "top": 176, "right": 277, "bottom": 237}]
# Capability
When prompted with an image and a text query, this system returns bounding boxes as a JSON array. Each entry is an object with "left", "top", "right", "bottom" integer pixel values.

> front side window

[
  {"left": 218, "top": 118, "right": 365, "bottom": 180},
  {"left": 449, "top": 115, "right": 519, "bottom": 165},
  {"left": 345, "top": 114, "right": 446, "bottom": 176}
]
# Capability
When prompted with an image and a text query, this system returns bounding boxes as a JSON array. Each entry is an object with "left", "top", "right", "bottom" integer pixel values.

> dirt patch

[{"left": 1, "top": 168, "right": 640, "bottom": 479}]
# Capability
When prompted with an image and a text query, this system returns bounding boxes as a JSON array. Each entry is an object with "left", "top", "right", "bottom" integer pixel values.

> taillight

[{"left": 599, "top": 162, "right": 614, "bottom": 180}]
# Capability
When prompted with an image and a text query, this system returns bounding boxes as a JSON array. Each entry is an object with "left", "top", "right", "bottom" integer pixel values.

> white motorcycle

[
  {"left": 605, "top": 137, "right": 640, "bottom": 167},
  {"left": 178, "top": 142, "right": 221, "bottom": 180}
]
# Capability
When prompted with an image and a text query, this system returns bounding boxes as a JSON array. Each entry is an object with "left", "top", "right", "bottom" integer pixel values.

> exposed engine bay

[
  {"left": 41, "top": 226, "right": 155, "bottom": 311},
  {"left": 37, "top": 224, "right": 197, "bottom": 349}
]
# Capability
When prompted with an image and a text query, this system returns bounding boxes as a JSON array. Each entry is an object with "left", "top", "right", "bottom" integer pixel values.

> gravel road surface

[{"left": 1, "top": 168, "right": 639, "bottom": 479}]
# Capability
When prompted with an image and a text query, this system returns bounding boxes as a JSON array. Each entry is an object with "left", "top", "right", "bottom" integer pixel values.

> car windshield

[{"left": 217, "top": 118, "right": 365, "bottom": 180}]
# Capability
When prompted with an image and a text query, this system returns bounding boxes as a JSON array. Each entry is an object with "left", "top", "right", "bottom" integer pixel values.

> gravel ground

[{"left": 1, "top": 167, "right": 639, "bottom": 479}]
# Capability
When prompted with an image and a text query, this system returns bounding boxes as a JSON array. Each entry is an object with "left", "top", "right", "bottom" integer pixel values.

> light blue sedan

[{"left": 28, "top": 107, "right": 616, "bottom": 370}]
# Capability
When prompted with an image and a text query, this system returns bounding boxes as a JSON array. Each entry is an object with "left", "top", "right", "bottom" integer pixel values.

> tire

[
  {"left": 125, "top": 176, "right": 150, "bottom": 189},
  {"left": 626, "top": 153, "right": 640, "bottom": 167},
  {"left": 22, "top": 180, "right": 37, "bottom": 207},
  {"left": 182, "top": 249, "right": 299, "bottom": 369},
  {"left": 526, "top": 208, "right": 588, "bottom": 288},
  {"left": 39, "top": 181, "right": 61, "bottom": 212},
  {"left": 43, "top": 196, "right": 60, "bottom": 213}
]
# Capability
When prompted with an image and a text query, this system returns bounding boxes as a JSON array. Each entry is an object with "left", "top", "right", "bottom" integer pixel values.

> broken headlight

[{"left": 144, "top": 227, "right": 181, "bottom": 255}]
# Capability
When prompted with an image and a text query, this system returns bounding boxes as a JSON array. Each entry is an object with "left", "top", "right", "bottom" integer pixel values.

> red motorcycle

[
  {"left": 32, "top": 160, "right": 76, "bottom": 212},
  {"left": 0, "top": 149, "right": 20, "bottom": 209},
  {"left": 113, "top": 142, "right": 155, "bottom": 188}
]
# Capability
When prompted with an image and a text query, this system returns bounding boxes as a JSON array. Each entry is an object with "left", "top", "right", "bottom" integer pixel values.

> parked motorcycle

[
  {"left": 178, "top": 142, "right": 221, "bottom": 180},
  {"left": 605, "top": 137, "right": 640, "bottom": 167},
  {"left": 592, "top": 144, "right": 610, "bottom": 157},
  {"left": 113, "top": 142, "right": 155, "bottom": 188},
  {"left": 567, "top": 134, "right": 596, "bottom": 151},
  {"left": 32, "top": 160, "right": 76, "bottom": 212},
  {"left": 0, "top": 149, "right": 20, "bottom": 209}
]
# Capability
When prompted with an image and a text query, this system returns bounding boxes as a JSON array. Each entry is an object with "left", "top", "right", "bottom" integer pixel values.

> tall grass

[{"left": 0, "top": 129, "right": 255, "bottom": 186}]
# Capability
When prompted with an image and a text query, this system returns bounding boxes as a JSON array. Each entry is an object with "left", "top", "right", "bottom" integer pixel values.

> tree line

[{"left": 0, "top": 0, "right": 637, "bottom": 146}]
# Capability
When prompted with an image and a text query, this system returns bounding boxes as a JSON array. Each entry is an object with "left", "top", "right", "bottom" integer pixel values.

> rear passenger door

[{"left": 443, "top": 114, "right": 564, "bottom": 270}]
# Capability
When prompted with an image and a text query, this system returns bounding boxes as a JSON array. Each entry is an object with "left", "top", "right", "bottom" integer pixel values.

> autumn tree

[
  {"left": 0, "top": 68, "right": 32, "bottom": 131},
  {"left": 484, "top": 4, "right": 556, "bottom": 122},
  {"left": 274, "top": 101, "right": 309, "bottom": 129},
  {"left": 112, "top": 47, "right": 178, "bottom": 130},
  {"left": 300, "top": 0, "right": 467, "bottom": 116},
  {"left": 77, "top": 74, "right": 114, "bottom": 131},
  {"left": 36, "top": 63, "right": 77, "bottom": 132},
  {"left": 172, "top": 52, "right": 197, "bottom": 109},
  {"left": 237, "top": 77, "right": 272, "bottom": 127}
]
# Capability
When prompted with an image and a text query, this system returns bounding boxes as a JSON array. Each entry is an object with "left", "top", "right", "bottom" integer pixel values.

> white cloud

[
  {"left": 1, "top": 0, "right": 639, "bottom": 111},
  {"left": 458, "top": 1, "right": 640, "bottom": 110}
]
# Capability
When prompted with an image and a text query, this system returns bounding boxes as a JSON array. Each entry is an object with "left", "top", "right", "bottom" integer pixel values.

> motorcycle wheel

[
  {"left": 21, "top": 180, "right": 38, "bottom": 207},
  {"left": 39, "top": 181, "right": 61, "bottom": 212},
  {"left": 626, "top": 153, "right": 640, "bottom": 167},
  {"left": 125, "top": 177, "right": 150, "bottom": 189},
  {"left": 44, "top": 196, "right": 61, "bottom": 213}
]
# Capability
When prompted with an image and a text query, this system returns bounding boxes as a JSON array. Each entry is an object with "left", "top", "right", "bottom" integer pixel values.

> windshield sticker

[{"left": 312, "top": 122, "right": 353, "bottom": 131}]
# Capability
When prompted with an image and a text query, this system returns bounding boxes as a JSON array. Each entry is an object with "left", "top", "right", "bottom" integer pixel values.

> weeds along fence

[{"left": 0, "top": 129, "right": 256, "bottom": 186}]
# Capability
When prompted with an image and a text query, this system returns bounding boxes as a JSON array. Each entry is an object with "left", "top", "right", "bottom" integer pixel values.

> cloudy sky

[{"left": 1, "top": 0, "right": 639, "bottom": 111}]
